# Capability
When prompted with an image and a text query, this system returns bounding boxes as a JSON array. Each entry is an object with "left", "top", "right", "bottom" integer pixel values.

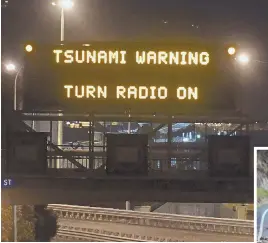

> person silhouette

[{"left": 34, "top": 205, "right": 57, "bottom": 242}]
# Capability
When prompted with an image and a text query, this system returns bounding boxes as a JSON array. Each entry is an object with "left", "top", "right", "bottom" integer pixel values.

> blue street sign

[{"left": 2, "top": 178, "right": 14, "bottom": 188}]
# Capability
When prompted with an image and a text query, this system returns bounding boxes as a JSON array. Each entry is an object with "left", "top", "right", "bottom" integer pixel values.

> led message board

[{"left": 21, "top": 42, "right": 236, "bottom": 113}]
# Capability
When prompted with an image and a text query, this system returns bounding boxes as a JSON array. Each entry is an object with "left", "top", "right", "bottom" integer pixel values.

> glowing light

[
  {"left": 64, "top": 85, "right": 107, "bottom": 98},
  {"left": 5, "top": 63, "right": 16, "bottom": 72},
  {"left": 116, "top": 86, "right": 168, "bottom": 99},
  {"left": 53, "top": 49, "right": 127, "bottom": 64},
  {"left": 228, "top": 47, "right": 236, "bottom": 55},
  {"left": 53, "top": 50, "right": 63, "bottom": 63},
  {"left": 135, "top": 51, "right": 209, "bottom": 65},
  {"left": 25, "top": 45, "right": 33, "bottom": 52},
  {"left": 177, "top": 87, "right": 198, "bottom": 100},
  {"left": 51, "top": 2, "right": 56, "bottom": 6},
  {"left": 64, "top": 85, "right": 199, "bottom": 100},
  {"left": 236, "top": 53, "right": 250, "bottom": 65},
  {"left": 59, "top": 0, "right": 74, "bottom": 9},
  {"left": 53, "top": 49, "right": 210, "bottom": 65}
]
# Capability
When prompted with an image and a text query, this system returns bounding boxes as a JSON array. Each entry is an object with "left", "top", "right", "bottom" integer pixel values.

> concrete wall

[
  {"left": 219, "top": 205, "right": 236, "bottom": 219},
  {"left": 153, "top": 203, "right": 253, "bottom": 219},
  {"left": 134, "top": 206, "right": 151, "bottom": 212},
  {"left": 153, "top": 203, "right": 222, "bottom": 218}
]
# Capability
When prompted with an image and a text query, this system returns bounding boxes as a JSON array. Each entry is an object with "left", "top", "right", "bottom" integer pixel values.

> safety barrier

[
  {"left": 49, "top": 204, "right": 254, "bottom": 236},
  {"left": 47, "top": 144, "right": 206, "bottom": 170}
]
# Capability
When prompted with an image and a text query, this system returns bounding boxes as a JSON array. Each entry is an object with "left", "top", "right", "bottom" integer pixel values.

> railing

[
  {"left": 55, "top": 226, "right": 148, "bottom": 242},
  {"left": 49, "top": 205, "right": 254, "bottom": 236},
  {"left": 56, "top": 225, "right": 175, "bottom": 242},
  {"left": 47, "top": 142, "right": 207, "bottom": 170},
  {"left": 47, "top": 154, "right": 205, "bottom": 171}
]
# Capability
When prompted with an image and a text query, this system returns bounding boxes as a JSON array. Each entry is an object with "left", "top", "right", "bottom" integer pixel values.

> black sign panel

[
  {"left": 21, "top": 41, "right": 236, "bottom": 113},
  {"left": 6, "top": 132, "right": 47, "bottom": 175},
  {"left": 208, "top": 135, "right": 250, "bottom": 177},
  {"left": 106, "top": 134, "right": 148, "bottom": 175}
]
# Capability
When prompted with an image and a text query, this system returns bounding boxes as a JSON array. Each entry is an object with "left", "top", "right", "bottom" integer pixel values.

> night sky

[{"left": 2, "top": 0, "right": 268, "bottom": 118}]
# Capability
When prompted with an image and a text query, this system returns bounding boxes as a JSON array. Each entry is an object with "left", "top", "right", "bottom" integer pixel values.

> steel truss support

[
  {"left": 88, "top": 114, "right": 95, "bottom": 169},
  {"left": 227, "top": 123, "right": 245, "bottom": 136},
  {"left": 167, "top": 118, "right": 172, "bottom": 169},
  {"left": 6, "top": 110, "right": 86, "bottom": 169},
  {"left": 16, "top": 111, "right": 257, "bottom": 171}
]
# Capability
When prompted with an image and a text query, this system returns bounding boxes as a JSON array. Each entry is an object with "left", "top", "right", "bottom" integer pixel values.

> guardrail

[
  {"left": 55, "top": 225, "right": 177, "bottom": 242},
  {"left": 49, "top": 205, "right": 254, "bottom": 236}
]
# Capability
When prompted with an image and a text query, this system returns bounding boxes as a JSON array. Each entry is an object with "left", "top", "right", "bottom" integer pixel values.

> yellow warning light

[
  {"left": 25, "top": 44, "right": 33, "bottom": 52},
  {"left": 228, "top": 47, "right": 236, "bottom": 55}
]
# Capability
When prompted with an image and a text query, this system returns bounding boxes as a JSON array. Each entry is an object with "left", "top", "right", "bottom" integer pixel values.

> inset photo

[{"left": 256, "top": 148, "right": 268, "bottom": 242}]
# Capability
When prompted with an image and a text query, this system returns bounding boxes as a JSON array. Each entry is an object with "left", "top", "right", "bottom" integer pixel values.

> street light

[
  {"left": 52, "top": 0, "right": 74, "bottom": 9},
  {"left": 235, "top": 52, "right": 268, "bottom": 66},
  {"left": 52, "top": 0, "right": 74, "bottom": 166},
  {"left": 228, "top": 47, "right": 236, "bottom": 55},
  {"left": 234, "top": 51, "right": 268, "bottom": 117},
  {"left": 58, "top": 0, "right": 74, "bottom": 9},
  {"left": 4, "top": 62, "right": 23, "bottom": 242},
  {"left": 52, "top": 0, "right": 74, "bottom": 42},
  {"left": 236, "top": 53, "right": 250, "bottom": 65},
  {"left": 25, "top": 44, "right": 33, "bottom": 52},
  {"left": 5, "top": 63, "right": 23, "bottom": 110},
  {"left": 5, "top": 63, "right": 16, "bottom": 72}
]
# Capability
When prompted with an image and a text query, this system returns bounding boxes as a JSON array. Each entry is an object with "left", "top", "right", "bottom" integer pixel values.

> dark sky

[
  {"left": 2, "top": 0, "right": 268, "bottom": 118},
  {"left": 2, "top": 0, "right": 268, "bottom": 57}
]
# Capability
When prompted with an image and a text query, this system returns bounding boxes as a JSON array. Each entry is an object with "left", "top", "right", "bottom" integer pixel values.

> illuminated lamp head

[
  {"left": 227, "top": 47, "right": 236, "bottom": 55},
  {"left": 59, "top": 0, "right": 74, "bottom": 10},
  {"left": 25, "top": 44, "right": 33, "bottom": 52},
  {"left": 236, "top": 53, "right": 250, "bottom": 65}
]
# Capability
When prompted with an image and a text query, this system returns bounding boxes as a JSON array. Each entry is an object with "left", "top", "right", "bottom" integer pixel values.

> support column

[
  {"left": 126, "top": 201, "right": 131, "bottom": 210},
  {"left": 13, "top": 205, "right": 17, "bottom": 242},
  {"left": 32, "top": 112, "right": 36, "bottom": 130},
  {"left": 235, "top": 205, "right": 247, "bottom": 220},
  {"left": 167, "top": 119, "right": 172, "bottom": 169},
  {"left": 126, "top": 118, "right": 132, "bottom": 211},
  {"left": 205, "top": 123, "right": 208, "bottom": 141},
  {"left": 91, "top": 117, "right": 95, "bottom": 169},
  {"left": 49, "top": 120, "right": 53, "bottom": 168},
  {"left": 103, "top": 121, "right": 106, "bottom": 167},
  {"left": 103, "top": 122, "right": 106, "bottom": 151},
  {"left": 88, "top": 118, "right": 92, "bottom": 169},
  {"left": 88, "top": 114, "right": 95, "bottom": 169}
]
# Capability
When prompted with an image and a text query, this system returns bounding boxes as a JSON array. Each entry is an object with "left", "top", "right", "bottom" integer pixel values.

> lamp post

[
  {"left": 52, "top": 0, "right": 74, "bottom": 41},
  {"left": 52, "top": 0, "right": 74, "bottom": 166},
  {"left": 4, "top": 62, "right": 23, "bottom": 242},
  {"left": 236, "top": 53, "right": 268, "bottom": 66},
  {"left": 5, "top": 63, "right": 23, "bottom": 111},
  {"left": 236, "top": 53, "right": 250, "bottom": 65},
  {"left": 235, "top": 52, "right": 268, "bottom": 115}
]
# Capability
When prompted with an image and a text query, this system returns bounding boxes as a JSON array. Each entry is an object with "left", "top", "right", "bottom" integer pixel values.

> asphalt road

[{"left": 59, "top": 218, "right": 253, "bottom": 242}]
